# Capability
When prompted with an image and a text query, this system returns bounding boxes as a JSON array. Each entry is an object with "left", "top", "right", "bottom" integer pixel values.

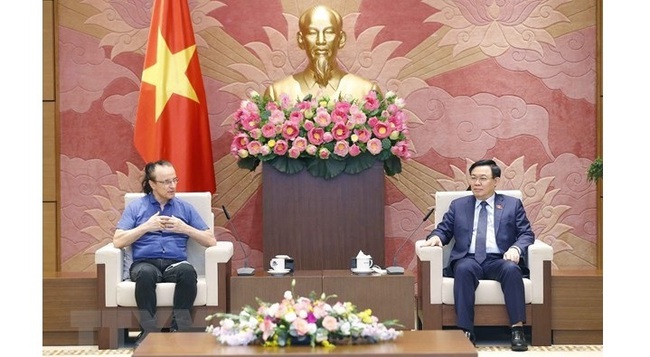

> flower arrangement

[
  {"left": 230, "top": 90, "right": 411, "bottom": 180},
  {"left": 206, "top": 279, "right": 403, "bottom": 347}
]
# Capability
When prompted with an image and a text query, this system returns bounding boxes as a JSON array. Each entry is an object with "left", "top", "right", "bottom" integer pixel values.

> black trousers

[
  {"left": 449, "top": 254, "right": 526, "bottom": 332},
  {"left": 130, "top": 258, "right": 197, "bottom": 332}
]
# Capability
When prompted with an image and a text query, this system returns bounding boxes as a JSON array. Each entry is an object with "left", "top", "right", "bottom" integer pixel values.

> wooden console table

[
  {"left": 133, "top": 330, "right": 477, "bottom": 356},
  {"left": 230, "top": 270, "right": 416, "bottom": 329}
]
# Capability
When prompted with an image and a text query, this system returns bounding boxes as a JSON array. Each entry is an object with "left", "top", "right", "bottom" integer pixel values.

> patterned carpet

[{"left": 42, "top": 344, "right": 603, "bottom": 356}]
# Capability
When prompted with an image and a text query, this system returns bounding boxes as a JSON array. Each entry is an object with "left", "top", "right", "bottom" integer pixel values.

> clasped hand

[{"left": 147, "top": 212, "right": 185, "bottom": 233}]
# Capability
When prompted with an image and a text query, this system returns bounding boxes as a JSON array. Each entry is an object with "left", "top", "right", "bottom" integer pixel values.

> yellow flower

[
  {"left": 268, "top": 139, "right": 276, "bottom": 148},
  {"left": 350, "top": 134, "right": 359, "bottom": 142}
]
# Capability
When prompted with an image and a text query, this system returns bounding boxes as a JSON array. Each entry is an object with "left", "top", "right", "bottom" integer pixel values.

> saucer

[
  {"left": 351, "top": 267, "right": 373, "bottom": 274},
  {"left": 267, "top": 269, "right": 291, "bottom": 275}
]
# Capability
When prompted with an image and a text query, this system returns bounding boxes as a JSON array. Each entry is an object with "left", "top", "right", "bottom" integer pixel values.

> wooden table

[
  {"left": 230, "top": 270, "right": 416, "bottom": 329},
  {"left": 133, "top": 331, "right": 478, "bottom": 356}
]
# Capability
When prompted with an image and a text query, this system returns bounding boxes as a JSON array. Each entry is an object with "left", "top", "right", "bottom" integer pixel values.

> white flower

[
  {"left": 284, "top": 290, "right": 293, "bottom": 300},
  {"left": 283, "top": 311, "right": 297, "bottom": 323}
]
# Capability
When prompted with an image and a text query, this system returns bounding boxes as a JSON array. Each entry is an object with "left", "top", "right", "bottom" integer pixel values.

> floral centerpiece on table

[
  {"left": 230, "top": 90, "right": 411, "bottom": 180},
  {"left": 206, "top": 279, "right": 403, "bottom": 347}
]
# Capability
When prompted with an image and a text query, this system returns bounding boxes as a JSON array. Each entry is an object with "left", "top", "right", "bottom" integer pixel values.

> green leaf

[
  {"left": 268, "top": 156, "right": 306, "bottom": 175},
  {"left": 307, "top": 159, "right": 346, "bottom": 179},
  {"left": 237, "top": 156, "right": 260, "bottom": 171},
  {"left": 383, "top": 156, "right": 402, "bottom": 176},
  {"left": 343, "top": 152, "right": 377, "bottom": 175}
]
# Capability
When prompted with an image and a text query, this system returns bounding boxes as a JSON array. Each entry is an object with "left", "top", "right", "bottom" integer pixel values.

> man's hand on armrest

[{"left": 422, "top": 235, "right": 443, "bottom": 247}]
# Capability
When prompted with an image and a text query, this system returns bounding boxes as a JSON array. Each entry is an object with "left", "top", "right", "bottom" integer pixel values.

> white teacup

[
  {"left": 270, "top": 258, "right": 286, "bottom": 271},
  {"left": 355, "top": 256, "right": 373, "bottom": 270}
]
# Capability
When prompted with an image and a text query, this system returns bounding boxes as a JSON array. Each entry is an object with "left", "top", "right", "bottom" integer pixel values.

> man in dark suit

[{"left": 422, "top": 159, "right": 535, "bottom": 351}]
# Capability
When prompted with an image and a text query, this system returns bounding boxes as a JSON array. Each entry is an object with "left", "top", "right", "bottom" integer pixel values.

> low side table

[
  {"left": 322, "top": 270, "right": 416, "bottom": 330},
  {"left": 229, "top": 270, "right": 322, "bottom": 311}
]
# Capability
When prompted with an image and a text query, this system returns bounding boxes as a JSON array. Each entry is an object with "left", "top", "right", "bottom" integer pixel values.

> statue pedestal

[{"left": 262, "top": 162, "right": 385, "bottom": 270}]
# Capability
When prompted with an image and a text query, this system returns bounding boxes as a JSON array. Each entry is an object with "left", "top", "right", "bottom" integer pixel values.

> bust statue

[{"left": 264, "top": 5, "right": 381, "bottom": 101}]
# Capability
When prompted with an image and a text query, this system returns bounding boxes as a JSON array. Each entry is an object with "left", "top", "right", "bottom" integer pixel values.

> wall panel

[
  {"left": 43, "top": 202, "right": 58, "bottom": 272},
  {"left": 43, "top": 0, "right": 55, "bottom": 101}
]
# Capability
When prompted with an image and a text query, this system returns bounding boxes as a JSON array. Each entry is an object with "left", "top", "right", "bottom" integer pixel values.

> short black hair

[{"left": 469, "top": 159, "right": 501, "bottom": 178}]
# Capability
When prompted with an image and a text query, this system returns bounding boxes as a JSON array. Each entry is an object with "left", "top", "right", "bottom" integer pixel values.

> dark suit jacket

[{"left": 428, "top": 193, "right": 535, "bottom": 269}]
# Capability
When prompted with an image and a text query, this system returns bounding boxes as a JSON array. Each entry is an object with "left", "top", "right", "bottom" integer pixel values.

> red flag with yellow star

[{"left": 134, "top": 0, "right": 215, "bottom": 193}]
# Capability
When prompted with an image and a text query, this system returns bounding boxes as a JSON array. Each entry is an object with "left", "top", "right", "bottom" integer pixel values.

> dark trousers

[
  {"left": 130, "top": 259, "right": 198, "bottom": 332},
  {"left": 450, "top": 254, "right": 526, "bottom": 332}
]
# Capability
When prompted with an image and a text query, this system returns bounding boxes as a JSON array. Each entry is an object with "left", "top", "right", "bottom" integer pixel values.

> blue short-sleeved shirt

[{"left": 116, "top": 194, "right": 209, "bottom": 262}]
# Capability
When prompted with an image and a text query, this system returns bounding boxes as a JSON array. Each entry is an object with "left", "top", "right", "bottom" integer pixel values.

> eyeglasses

[
  {"left": 469, "top": 176, "right": 492, "bottom": 184},
  {"left": 154, "top": 178, "right": 179, "bottom": 186}
]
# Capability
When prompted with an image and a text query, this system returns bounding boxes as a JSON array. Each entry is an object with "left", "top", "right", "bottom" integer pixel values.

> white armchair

[
  {"left": 415, "top": 190, "right": 553, "bottom": 345},
  {"left": 95, "top": 192, "right": 234, "bottom": 349}
]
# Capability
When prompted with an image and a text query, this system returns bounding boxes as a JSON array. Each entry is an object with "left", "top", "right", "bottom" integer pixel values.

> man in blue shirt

[{"left": 114, "top": 160, "right": 216, "bottom": 346}]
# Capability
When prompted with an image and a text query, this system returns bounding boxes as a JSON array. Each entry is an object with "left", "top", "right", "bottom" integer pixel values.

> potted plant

[{"left": 587, "top": 157, "right": 602, "bottom": 182}]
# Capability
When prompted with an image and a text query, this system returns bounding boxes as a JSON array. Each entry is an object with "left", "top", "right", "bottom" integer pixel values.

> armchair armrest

[
  {"left": 415, "top": 240, "right": 443, "bottom": 304},
  {"left": 94, "top": 242, "right": 122, "bottom": 307},
  {"left": 527, "top": 240, "right": 553, "bottom": 304},
  {"left": 205, "top": 241, "right": 234, "bottom": 306}
]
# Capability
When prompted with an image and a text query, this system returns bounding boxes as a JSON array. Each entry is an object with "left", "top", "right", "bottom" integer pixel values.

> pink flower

[
  {"left": 281, "top": 122, "right": 299, "bottom": 140},
  {"left": 288, "top": 147, "right": 301, "bottom": 158},
  {"left": 367, "top": 116, "right": 379, "bottom": 127},
  {"left": 303, "top": 120, "right": 314, "bottom": 131},
  {"left": 367, "top": 138, "right": 383, "bottom": 155},
  {"left": 322, "top": 315, "right": 338, "bottom": 332},
  {"left": 260, "top": 318, "right": 276, "bottom": 341},
  {"left": 323, "top": 132, "right": 334, "bottom": 143},
  {"left": 262, "top": 123, "right": 277, "bottom": 138},
  {"left": 348, "top": 109, "right": 367, "bottom": 125},
  {"left": 318, "top": 148, "right": 331, "bottom": 159},
  {"left": 249, "top": 128, "right": 262, "bottom": 140},
  {"left": 372, "top": 121, "right": 391, "bottom": 139},
  {"left": 273, "top": 140, "right": 289, "bottom": 155},
  {"left": 349, "top": 144, "right": 361, "bottom": 157},
  {"left": 292, "top": 137, "right": 308, "bottom": 152},
  {"left": 314, "top": 107, "right": 331, "bottom": 127},
  {"left": 330, "top": 109, "right": 347, "bottom": 123},
  {"left": 279, "top": 93, "right": 292, "bottom": 110},
  {"left": 306, "top": 144, "right": 317, "bottom": 156},
  {"left": 289, "top": 110, "right": 303, "bottom": 125},
  {"left": 390, "top": 140, "right": 411, "bottom": 159},
  {"left": 266, "top": 101, "right": 279, "bottom": 111},
  {"left": 331, "top": 123, "right": 350, "bottom": 141},
  {"left": 308, "top": 128, "right": 325, "bottom": 145},
  {"left": 333, "top": 140, "right": 349, "bottom": 157},
  {"left": 334, "top": 100, "right": 351, "bottom": 114},
  {"left": 292, "top": 318, "right": 311, "bottom": 336},
  {"left": 231, "top": 133, "right": 249, "bottom": 150},
  {"left": 247, "top": 141, "right": 262, "bottom": 155},
  {"left": 269, "top": 109, "right": 285, "bottom": 125},
  {"left": 363, "top": 90, "right": 379, "bottom": 111},
  {"left": 296, "top": 100, "right": 312, "bottom": 110},
  {"left": 354, "top": 128, "right": 371, "bottom": 143}
]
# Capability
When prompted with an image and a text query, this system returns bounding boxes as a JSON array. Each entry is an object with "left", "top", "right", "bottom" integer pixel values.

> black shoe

[
  {"left": 511, "top": 328, "right": 528, "bottom": 352},
  {"left": 134, "top": 331, "right": 148, "bottom": 348},
  {"left": 463, "top": 330, "right": 476, "bottom": 346}
]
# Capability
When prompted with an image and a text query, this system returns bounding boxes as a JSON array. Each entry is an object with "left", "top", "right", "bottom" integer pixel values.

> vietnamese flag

[{"left": 134, "top": 0, "right": 215, "bottom": 193}]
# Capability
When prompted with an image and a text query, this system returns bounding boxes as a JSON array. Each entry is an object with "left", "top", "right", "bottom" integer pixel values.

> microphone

[
  {"left": 385, "top": 207, "right": 435, "bottom": 275},
  {"left": 222, "top": 205, "right": 255, "bottom": 276}
]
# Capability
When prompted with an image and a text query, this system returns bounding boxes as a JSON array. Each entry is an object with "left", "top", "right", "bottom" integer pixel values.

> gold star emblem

[{"left": 141, "top": 28, "right": 199, "bottom": 121}]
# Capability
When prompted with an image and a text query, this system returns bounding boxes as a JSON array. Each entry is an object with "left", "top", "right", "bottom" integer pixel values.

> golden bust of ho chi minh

[{"left": 264, "top": 5, "right": 381, "bottom": 101}]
